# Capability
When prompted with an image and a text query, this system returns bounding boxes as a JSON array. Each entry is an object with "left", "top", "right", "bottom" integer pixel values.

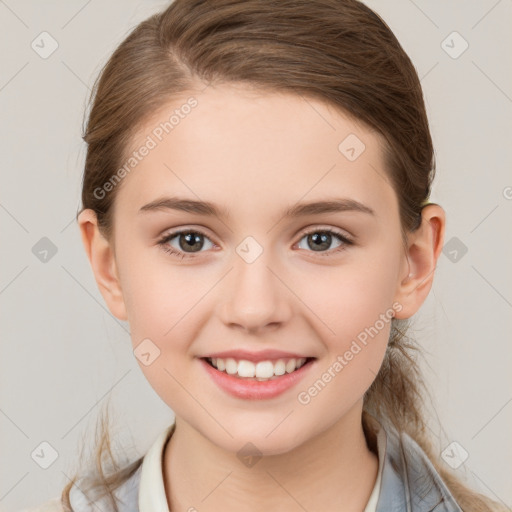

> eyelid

[
  {"left": 296, "top": 224, "right": 354, "bottom": 241},
  {"left": 157, "top": 225, "right": 218, "bottom": 244}
]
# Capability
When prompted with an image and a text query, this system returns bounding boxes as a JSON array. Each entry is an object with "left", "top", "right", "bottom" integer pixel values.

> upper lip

[{"left": 201, "top": 349, "right": 315, "bottom": 363}]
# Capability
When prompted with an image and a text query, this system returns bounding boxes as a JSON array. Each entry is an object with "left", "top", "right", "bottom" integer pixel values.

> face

[{"left": 101, "top": 83, "right": 410, "bottom": 454}]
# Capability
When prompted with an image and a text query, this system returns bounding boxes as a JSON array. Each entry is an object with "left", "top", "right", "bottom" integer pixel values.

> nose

[{"left": 218, "top": 249, "right": 293, "bottom": 334}]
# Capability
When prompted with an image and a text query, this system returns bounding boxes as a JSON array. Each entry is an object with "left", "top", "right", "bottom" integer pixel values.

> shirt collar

[
  {"left": 364, "top": 422, "right": 386, "bottom": 512},
  {"left": 373, "top": 419, "right": 463, "bottom": 512},
  {"left": 138, "top": 423, "right": 175, "bottom": 511}
]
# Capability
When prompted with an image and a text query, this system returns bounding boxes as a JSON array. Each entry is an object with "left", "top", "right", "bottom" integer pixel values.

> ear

[
  {"left": 77, "top": 209, "right": 128, "bottom": 321},
  {"left": 393, "top": 204, "right": 446, "bottom": 319}
]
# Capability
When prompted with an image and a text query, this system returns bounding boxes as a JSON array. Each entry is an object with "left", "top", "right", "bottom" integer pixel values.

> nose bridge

[{"left": 219, "top": 237, "right": 291, "bottom": 331}]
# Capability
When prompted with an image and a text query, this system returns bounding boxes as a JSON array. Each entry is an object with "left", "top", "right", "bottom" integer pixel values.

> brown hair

[{"left": 65, "top": 1, "right": 504, "bottom": 510}]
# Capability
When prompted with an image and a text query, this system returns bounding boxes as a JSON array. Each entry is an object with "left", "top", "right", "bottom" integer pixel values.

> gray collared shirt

[{"left": 65, "top": 421, "right": 463, "bottom": 512}]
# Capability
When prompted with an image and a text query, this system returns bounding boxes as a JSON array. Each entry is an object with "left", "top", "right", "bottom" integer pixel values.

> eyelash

[{"left": 157, "top": 227, "right": 354, "bottom": 260}]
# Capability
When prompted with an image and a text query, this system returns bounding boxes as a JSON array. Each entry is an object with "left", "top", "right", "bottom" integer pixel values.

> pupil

[
  {"left": 181, "top": 232, "right": 203, "bottom": 252},
  {"left": 309, "top": 232, "right": 330, "bottom": 251}
]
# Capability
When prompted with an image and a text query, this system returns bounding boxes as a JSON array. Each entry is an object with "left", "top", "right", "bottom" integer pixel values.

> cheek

[
  {"left": 120, "top": 259, "right": 211, "bottom": 403},
  {"left": 292, "top": 248, "right": 400, "bottom": 387},
  {"left": 294, "top": 263, "right": 395, "bottom": 415},
  {"left": 119, "top": 247, "right": 206, "bottom": 341},
  {"left": 300, "top": 257, "right": 399, "bottom": 341}
]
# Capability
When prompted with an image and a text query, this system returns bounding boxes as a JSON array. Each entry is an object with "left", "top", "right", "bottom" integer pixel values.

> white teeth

[
  {"left": 255, "top": 361, "right": 274, "bottom": 379},
  {"left": 285, "top": 359, "right": 297, "bottom": 373},
  {"left": 238, "top": 360, "right": 256, "bottom": 378},
  {"left": 208, "top": 357, "right": 308, "bottom": 380},
  {"left": 273, "top": 360, "right": 286, "bottom": 376},
  {"left": 225, "top": 358, "right": 238, "bottom": 375}
]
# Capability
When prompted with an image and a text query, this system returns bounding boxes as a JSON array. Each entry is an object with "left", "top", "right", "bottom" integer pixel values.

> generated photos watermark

[
  {"left": 93, "top": 96, "right": 198, "bottom": 200},
  {"left": 297, "top": 301, "right": 403, "bottom": 405}
]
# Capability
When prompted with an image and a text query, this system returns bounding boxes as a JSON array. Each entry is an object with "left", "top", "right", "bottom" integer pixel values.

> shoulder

[{"left": 17, "top": 497, "right": 65, "bottom": 512}]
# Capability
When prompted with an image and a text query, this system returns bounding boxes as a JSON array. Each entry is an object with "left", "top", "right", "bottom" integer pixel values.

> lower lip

[{"left": 199, "top": 358, "right": 315, "bottom": 400}]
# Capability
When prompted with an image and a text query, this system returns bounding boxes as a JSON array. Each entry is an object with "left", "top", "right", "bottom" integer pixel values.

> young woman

[{"left": 24, "top": 0, "right": 505, "bottom": 510}]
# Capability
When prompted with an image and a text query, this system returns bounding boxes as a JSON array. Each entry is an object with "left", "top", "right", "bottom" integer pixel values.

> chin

[{"left": 207, "top": 419, "right": 310, "bottom": 457}]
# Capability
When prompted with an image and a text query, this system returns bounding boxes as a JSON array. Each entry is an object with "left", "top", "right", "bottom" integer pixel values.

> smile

[
  {"left": 204, "top": 356, "right": 312, "bottom": 381},
  {"left": 199, "top": 356, "right": 317, "bottom": 400}
]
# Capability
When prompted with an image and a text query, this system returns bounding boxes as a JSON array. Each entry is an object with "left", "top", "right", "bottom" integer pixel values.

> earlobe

[
  {"left": 393, "top": 204, "right": 446, "bottom": 319},
  {"left": 77, "top": 209, "right": 128, "bottom": 321}
]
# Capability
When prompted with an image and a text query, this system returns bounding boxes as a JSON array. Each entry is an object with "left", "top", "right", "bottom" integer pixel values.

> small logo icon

[
  {"left": 338, "top": 134, "right": 366, "bottom": 162},
  {"left": 133, "top": 338, "right": 161, "bottom": 366},
  {"left": 441, "top": 31, "right": 469, "bottom": 59},
  {"left": 442, "top": 236, "right": 468, "bottom": 263},
  {"left": 441, "top": 441, "right": 469, "bottom": 469},
  {"left": 237, "top": 441, "right": 263, "bottom": 468},
  {"left": 31, "top": 31, "right": 59, "bottom": 59},
  {"left": 32, "top": 237, "right": 58, "bottom": 263},
  {"left": 236, "top": 236, "right": 263, "bottom": 264},
  {"left": 31, "top": 441, "right": 59, "bottom": 469}
]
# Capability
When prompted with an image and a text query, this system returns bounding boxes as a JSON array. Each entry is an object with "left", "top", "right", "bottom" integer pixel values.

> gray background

[{"left": 1, "top": 1, "right": 511, "bottom": 510}]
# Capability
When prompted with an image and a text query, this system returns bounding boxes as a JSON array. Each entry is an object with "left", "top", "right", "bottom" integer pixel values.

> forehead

[{"left": 114, "top": 84, "right": 397, "bottom": 221}]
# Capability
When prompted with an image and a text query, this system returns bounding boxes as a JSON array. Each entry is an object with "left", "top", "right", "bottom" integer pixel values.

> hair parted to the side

[{"left": 64, "top": 1, "right": 504, "bottom": 510}]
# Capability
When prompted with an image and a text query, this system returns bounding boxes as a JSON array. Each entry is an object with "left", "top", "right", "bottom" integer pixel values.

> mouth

[{"left": 201, "top": 356, "right": 316, "bottom": 381}]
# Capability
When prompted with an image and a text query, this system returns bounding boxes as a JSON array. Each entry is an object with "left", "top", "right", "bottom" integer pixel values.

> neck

[{"left": 163, "top": 402, "right": 379, "bottom": 512}]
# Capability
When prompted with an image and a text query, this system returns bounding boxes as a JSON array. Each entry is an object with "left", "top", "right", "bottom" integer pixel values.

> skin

[{"left": 78, "top": 82, "right": 445, "bottom": 512}]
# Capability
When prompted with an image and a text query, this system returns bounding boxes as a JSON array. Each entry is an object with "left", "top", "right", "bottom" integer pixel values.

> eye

[
  {"left": 157, "top": 227, "right": 354, "bottom": 260},
  {"left": 157, "top": 230, "right": 215, "bottom": 259},
  {"left": 295, "top": 228, "right": 354, "bottom": 257}
]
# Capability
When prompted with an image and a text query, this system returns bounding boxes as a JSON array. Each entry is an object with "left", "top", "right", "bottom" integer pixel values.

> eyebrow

[{"left": 138, "top": 196, "right": 375, "bottom": 220}]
